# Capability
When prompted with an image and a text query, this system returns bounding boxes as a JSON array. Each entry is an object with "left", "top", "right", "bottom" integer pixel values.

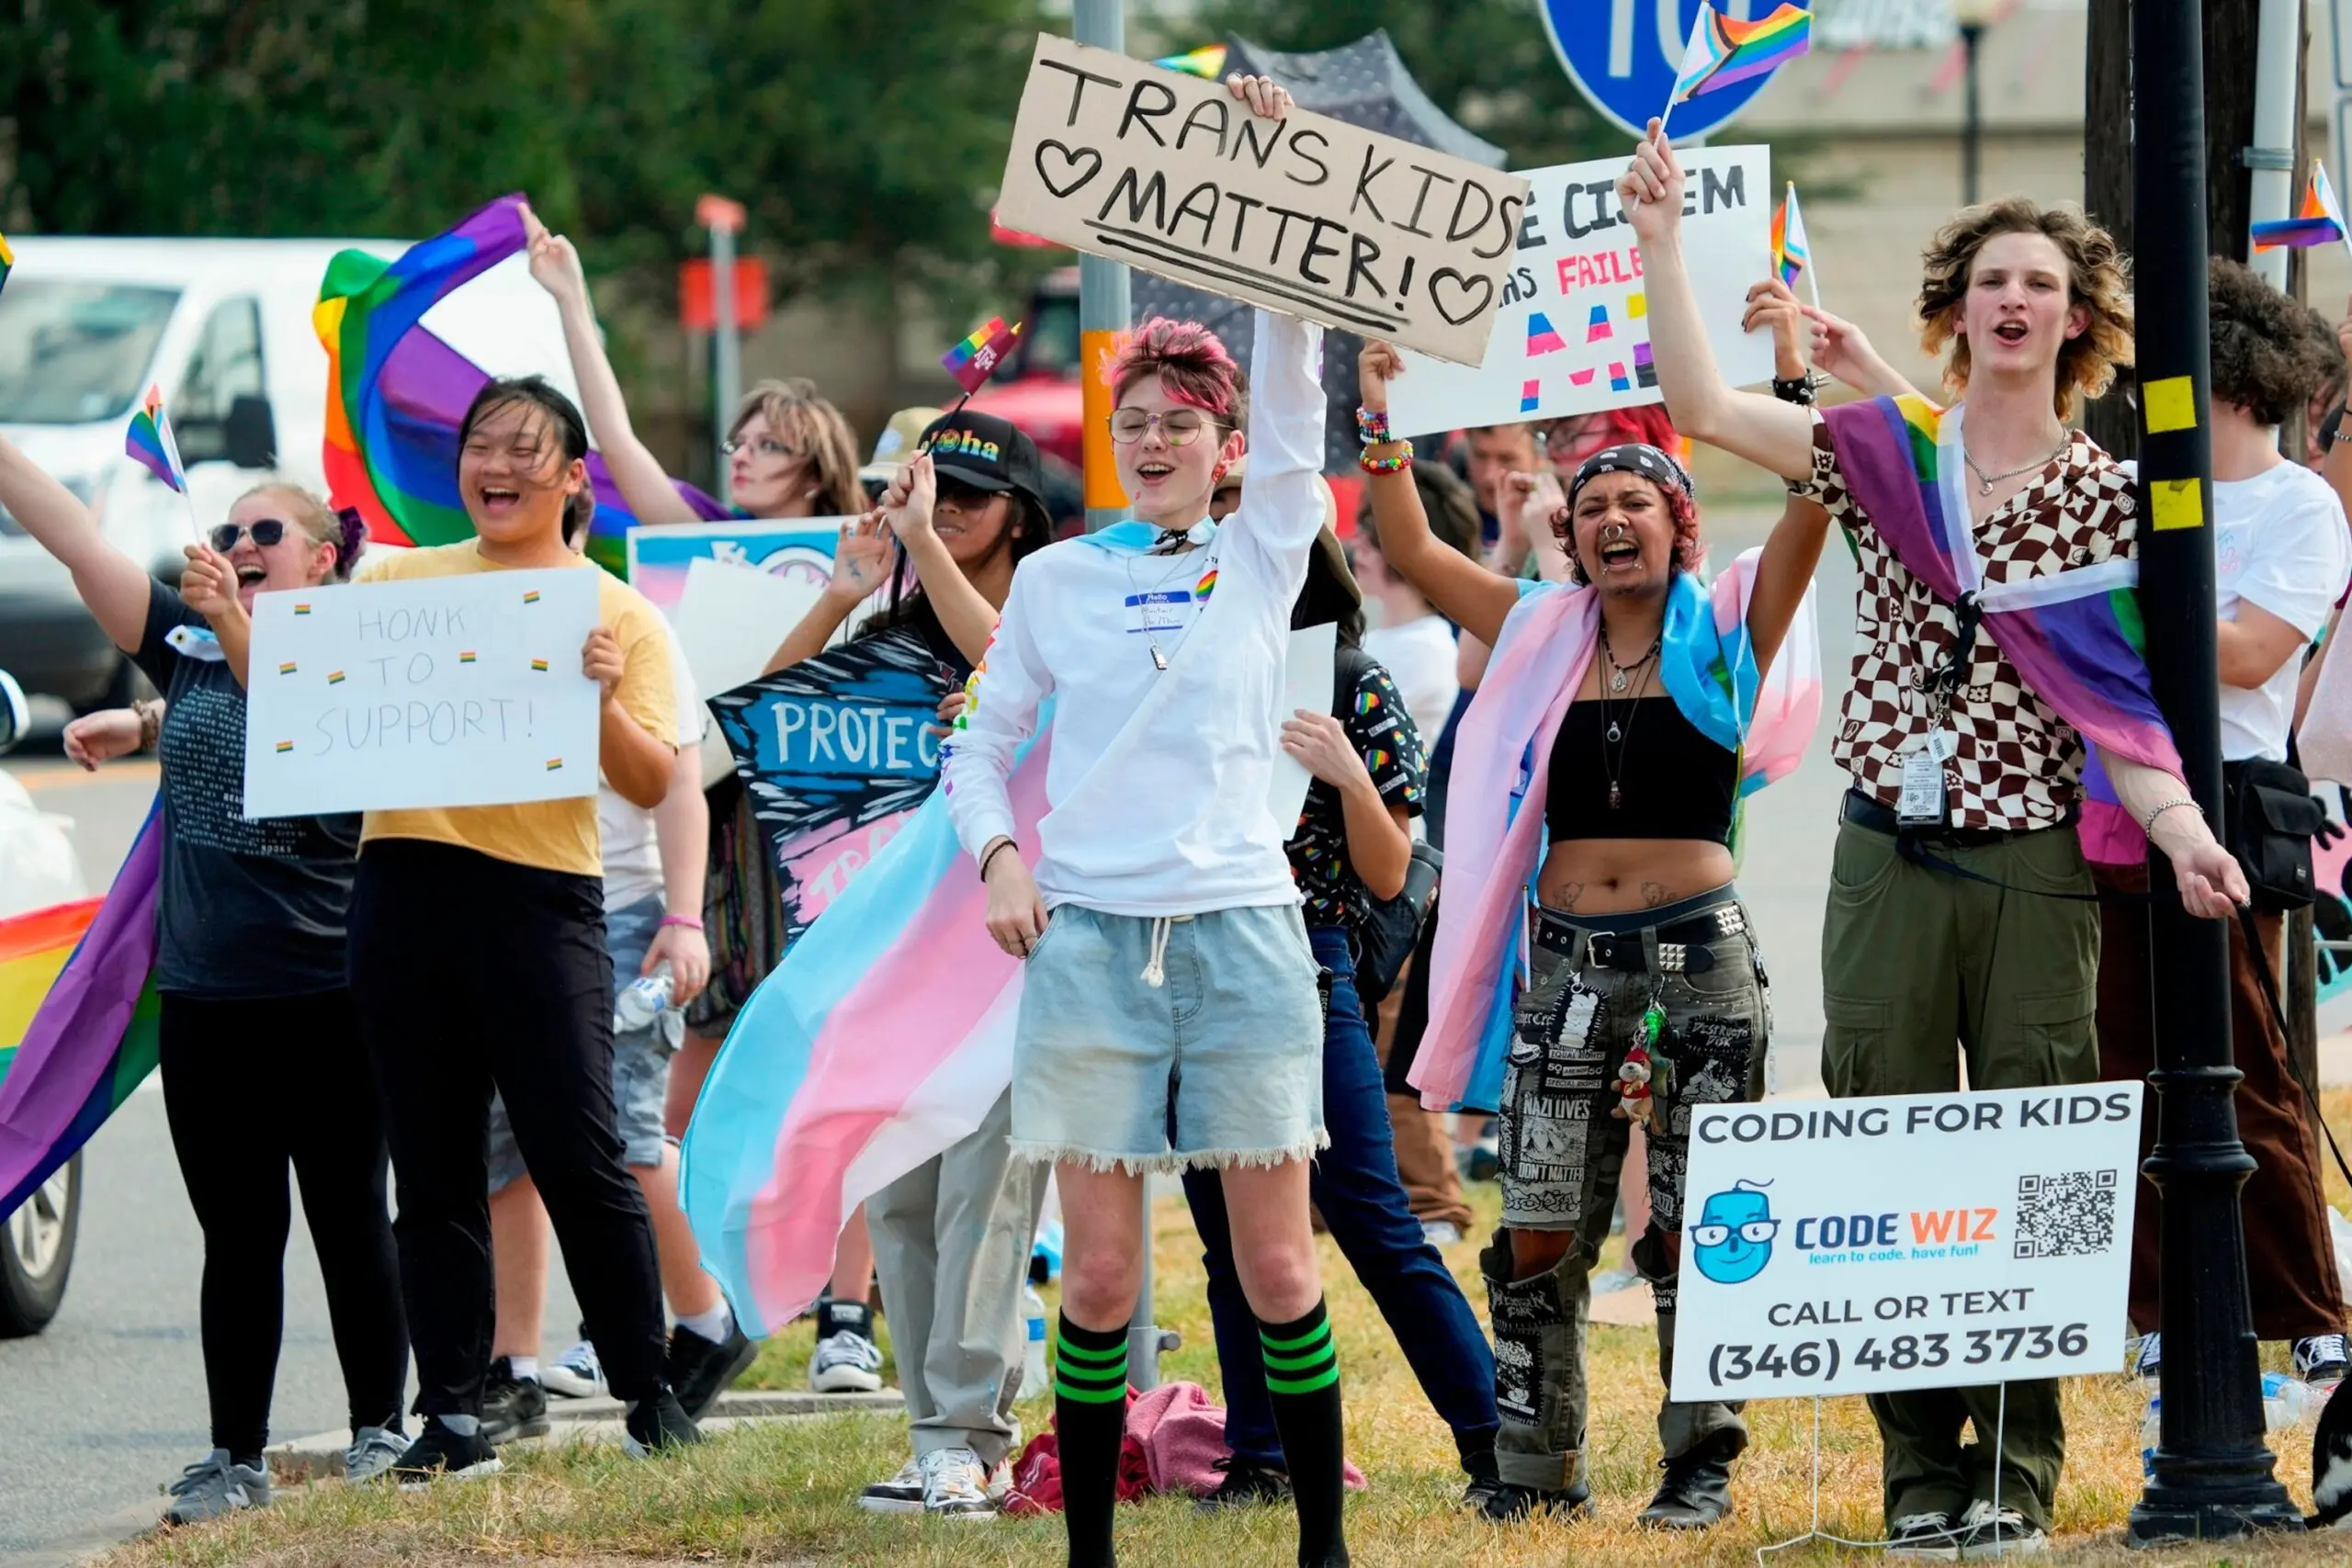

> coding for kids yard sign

[
  {"left": 1669, "top": 1086, "right": 2143, "bottom": 1402},
  {"left": 242, "top": 568, "right": 601, "bottom": 818}
]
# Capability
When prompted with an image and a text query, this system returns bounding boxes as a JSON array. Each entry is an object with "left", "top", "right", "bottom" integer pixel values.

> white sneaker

[
  {"left": 857, "top": 1457, "right": 924, "bottom": 1515},
  {"left": 2295, "top": 1333, "right": 2349, "bottom": 1385},
  {"left": 810, "top": 1329, "right": 885, "bottom": 1393},
  {"left": 920, "top": 1447, "right": 997, "bottom": 1518},
  {"left": 1954, "top": 1500, "right": 2048, "bottom": 1559},
  {"left": 543, "top": 1339, "right": 605, "bottom": 1399}
]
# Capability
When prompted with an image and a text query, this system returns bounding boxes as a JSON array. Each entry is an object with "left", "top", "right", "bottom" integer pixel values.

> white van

[{"left": 0, "top": 236, "right": 581, "bottom": 711}]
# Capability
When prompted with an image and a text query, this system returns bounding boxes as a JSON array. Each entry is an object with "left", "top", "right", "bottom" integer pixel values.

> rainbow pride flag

[
  {"left": 681, "top": 727, "right": 1053, "bottom": 1335},
  {"left": 124, "top": 385, "right": 186, "bottom": 493},
  {"left": 1154, "top": 44, "right": 1228, "bottom": 79},
  {"left": 942, "top": 317, "right": 1022, "bottom": 395},
  {"left": 1823, "top": 394, "right": 2180, "bottom": 864},
  {"left": 2252, "top": 162, "right": 2349, "bottom": 252},
  {"left": 0, "top": 806, "right": 163, "bottom": 1216},
  {"left": 315, "top": 196, "right": 726, "bottom": 575},
  {"left": 1672, "top": 3, "right": 1814, "bottom": 105},
  {"left": 1772, "top": 182, "right": 1813, "bottom": 291}
]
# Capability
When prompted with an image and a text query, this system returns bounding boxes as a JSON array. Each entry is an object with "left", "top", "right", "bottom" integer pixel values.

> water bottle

[
  {"left": 2139, "top": 1395, "right": 2161, "bottom": 1479},
  {"left": 2262, "top": 1371, "right": 2318, "bottom": 1431},
  {"left": 1022, "top": 1285, "right": 1049, "bottom": 1398},
  {"left": 616, "top": 962, "right": 674, "bottom": 1033}
]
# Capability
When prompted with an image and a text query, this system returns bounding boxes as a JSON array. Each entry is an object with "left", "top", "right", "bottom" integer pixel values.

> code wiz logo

[{"left": 1787, "top": 1203, "right": 2001, "bottom": 1268}]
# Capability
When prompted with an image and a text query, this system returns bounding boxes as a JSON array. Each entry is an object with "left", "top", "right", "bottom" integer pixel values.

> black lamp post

[
  {"left": 2126, "top": 0, "right": 2304, "bottom": 1544},
  {"left": 1951, "top": 0, "right": 2000, "bottom": 205}
]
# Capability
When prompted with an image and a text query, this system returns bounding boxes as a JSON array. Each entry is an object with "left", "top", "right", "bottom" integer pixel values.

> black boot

[
  {"left": 1477, "top": 1479, "right": 1594, "bottom": 1523},
  {"left": 1636, "top": 1429, "right": 1740, "bottom": 1529}
]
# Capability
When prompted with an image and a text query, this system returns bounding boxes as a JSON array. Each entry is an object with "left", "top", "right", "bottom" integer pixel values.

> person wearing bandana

[{"left": 1355, "top": 337, "right": 1828, "bottom": 1529}]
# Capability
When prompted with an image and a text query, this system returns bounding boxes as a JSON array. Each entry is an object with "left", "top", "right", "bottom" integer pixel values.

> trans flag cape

[
  {"left": 315, "top": 195, "right": 726, "bottom": 576},
  {"left": 0, "top": 804, "right": 163, "bottom": 1215},
  {"left": 1412, "top": 550, "right": 1821, "bottom": 1113},
  {"left": 1820, "top": 394, "right": 2182, "bottom": 866}
]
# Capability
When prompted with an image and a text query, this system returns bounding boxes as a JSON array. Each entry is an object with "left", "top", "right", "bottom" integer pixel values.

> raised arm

[
  {"left": 1739, "top": 280, "right": 1834, "bottom": 679},
  {"left": 876, "top": 454, "right": 1001, "bottom": 666},
  {"left": 1619, "top": 123, "right": 1815, "bottom": 481},
  {"left": 763, "top": 517, "right": 895, "bottom": 673},
  {"left": 523, "top": 203, "right": 700, "bottom": 527},
  {"left": 1220, "top": 308, "right": 1328, "bottom": 592},
  {"left": 0, "top": 434, "right": 151, "bottom": 650},
  {"left": 1357, "top": 341, "right": 1523, "bottom": 646}
]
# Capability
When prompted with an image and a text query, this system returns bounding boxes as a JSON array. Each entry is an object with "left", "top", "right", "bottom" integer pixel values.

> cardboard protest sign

[
  {"left": 1669, "top": 1086, "right": 2143, "bottom": 1402},
  {"left": 708, "top": 628, "right": 954, "bottom": 949},
  {"left": 1385, "top": 148, "right": 1778, "bottom": 434},
  {"left": 624, "top": 519, "right": 845, "bottom": 618},
  {"left": 242, "top": 568, "right": 600, "bottom": 818},
  {"left": 1268, "top": 622, "right": 1337, "bottom": 830},
  {"left": 998, "top": 34, "right": 1531, "bottom": 366}
]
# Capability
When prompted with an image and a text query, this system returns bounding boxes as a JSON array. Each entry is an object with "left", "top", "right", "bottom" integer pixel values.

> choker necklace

[{"left": 1600, "top": 619, "right": 1662, "bottom": 695}]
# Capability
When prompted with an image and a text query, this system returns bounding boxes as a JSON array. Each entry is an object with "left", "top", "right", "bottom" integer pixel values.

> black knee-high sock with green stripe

[
  {"left": 1054, "top": 1314, "right": 1129, "bottom": 1568},
  {"left": 1261, "top": 1299, "right": 1349, "bottom": 1568}
]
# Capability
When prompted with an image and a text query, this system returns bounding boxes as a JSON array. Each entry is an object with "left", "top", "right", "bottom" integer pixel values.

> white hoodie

[{"left": 943, "top": 310, "right": 1326, "bottom": 917}]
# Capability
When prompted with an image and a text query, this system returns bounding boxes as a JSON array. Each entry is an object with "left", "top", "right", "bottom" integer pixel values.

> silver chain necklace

[
  {"left": 1962, "top": 432, "right": 2068, "bottom": 496},
  {"left": 1123, "top": 529, "right": 1207, "bottom": 672}
]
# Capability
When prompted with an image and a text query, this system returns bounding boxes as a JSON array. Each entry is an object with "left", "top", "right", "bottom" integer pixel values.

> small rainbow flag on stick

[
  {"left": 942, "top": 318, "right": 1023, "bottom": 395},
  {"left": 2252, "top": 161, "right": 2350, "bottom": 254},
  {"left": 124, "top": 384, "right": 187, "bottom": 494},
  {"left": 1669, "top": 4, "right": 1813, "bottom": 121},
  {"left": 1772, "top": 182, "right": 1818, "bottom": 305},
  {"left": 0, "top": 231, "right": 14, "bottom": 300},
  {"left": 1154, "top": 44, "right": 1228, "bottom": 79}
]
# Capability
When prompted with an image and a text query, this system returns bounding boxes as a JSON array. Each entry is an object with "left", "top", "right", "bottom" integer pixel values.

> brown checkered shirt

[{"left": 1792, "top": 415, "right": 2140, "bottom": 831}]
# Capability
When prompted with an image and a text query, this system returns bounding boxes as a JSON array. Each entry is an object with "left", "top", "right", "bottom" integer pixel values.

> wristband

[
  {"left": 1359, "top": 440, "right": 1413, "bottom": 475},
  {"left": 979, "top": 838, "right": 1019, "bottom": 882},
  {"left": 1772, "top": 373, "right": 1818, "bottom": 407},
  {"left": 659, "top": 914, "right": 704, "bottom": 931},
  {"left": 1355, "top": 405, "right": 1393, "bottom": 446}
]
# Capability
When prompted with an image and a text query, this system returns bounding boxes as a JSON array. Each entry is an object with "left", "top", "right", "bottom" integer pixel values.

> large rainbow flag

[
  {"left": 315, "top": 195, "right": 726, "bottom": 576},
  {"left": 1672, "top": 3, "right": 1814, "bottom": 105},
  {"left": 680, "top": 727, "right": 1053, "bottom": 1336},
  {"left": 1822, "top": 394, "right": 2181, "bottom": 865},
  {"left": 0, "top": 807, "right": 163, "bottom": 1216}
]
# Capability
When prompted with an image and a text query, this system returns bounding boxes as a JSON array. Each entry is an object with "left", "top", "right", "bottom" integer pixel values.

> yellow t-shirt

[{"left": 354, "top": 542, "right": 677, "bottom": 877}]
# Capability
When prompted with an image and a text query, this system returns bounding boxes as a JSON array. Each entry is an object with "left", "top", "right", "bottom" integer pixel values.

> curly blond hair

[
  {"left": 728, "top": 378, "right": 866, "bottom": 516},
  {"left": 1917, "top": 198, "right": 2132, "bottom": 421}
]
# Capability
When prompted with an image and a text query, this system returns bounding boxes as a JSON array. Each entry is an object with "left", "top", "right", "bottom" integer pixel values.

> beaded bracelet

[
  {"left": 1355, "top": 405, "right": 1392, "bottom": 446},
  {"left": 1359, "top": 441, "right": 1413, "bottom": 475}
]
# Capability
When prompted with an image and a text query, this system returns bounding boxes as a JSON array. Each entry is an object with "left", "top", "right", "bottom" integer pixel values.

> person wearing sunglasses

[{"left": 0, "top": 438, "right": 410, "bottom": 1521}]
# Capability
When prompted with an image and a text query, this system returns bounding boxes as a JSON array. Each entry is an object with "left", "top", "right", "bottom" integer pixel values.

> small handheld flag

[
  {"left": 1670, "top": 4, "right": 1813, "bottom": 119},
  {"left": 1154, "top": 45, "right": 1228, "bottom": 79},
  {"left": 2252, "top": 162, "right": 2350, "bottom": 253},
  {"left": 125, "top": 385, "right": 187, "bottom": 494},
  {"left": 942, "top": 318, "right": 1023, "bottom": 395},
  {"left": 0, "top": 231, "right": 13, "bottom": 301},
  {"left": 1772, "top": 182, "right": 1818, "bottom": 306}
]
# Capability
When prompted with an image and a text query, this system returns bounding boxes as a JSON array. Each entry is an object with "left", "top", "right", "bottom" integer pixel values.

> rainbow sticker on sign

[
  {"left": 293, "top": 604, "right": 311, "bottom": 615},
  {"left": 523, "top": 590, "right": 541, "bottom": 604},
  {"left": 274, "top": 740, "right": 294, "bottom": 754},
  {"left": 458, "top": 651, "right": 477, "bottom": 664},
  {"left": 529, "top": 658, "right": 550, "bottom": 672},
  {"left": 546, "top": 758, "right": 565, "bottom": 772},
  {"left": 277, "top": 661, "right": 298, "bottom": 676},
  {"left": 327, "top": 671, "right": 346, "bottom": 684}
]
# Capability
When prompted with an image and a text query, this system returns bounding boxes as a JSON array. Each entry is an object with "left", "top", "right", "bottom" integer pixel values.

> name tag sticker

[{"left": 1125, "top": 591, "right": 1194, "bottom": 634}]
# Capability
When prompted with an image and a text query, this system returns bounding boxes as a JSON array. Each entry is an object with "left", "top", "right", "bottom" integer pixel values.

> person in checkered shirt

[{"left": 1620, "top": 120, "right": 2248, "bottom": 1559}]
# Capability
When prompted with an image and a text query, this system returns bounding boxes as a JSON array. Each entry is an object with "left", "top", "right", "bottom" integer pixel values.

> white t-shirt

[
  {"left": 599, "top": 620, "right": 706, "bottom": 909},
  {"left": 943, "top": 310, "right": 1326, "bottom": 916},
  {"left": 2213, "top": 461, "right": 2349, "bottom": 762},
  {"left": 1363, "top": 614, "right": 1460, "bottom": 740}
]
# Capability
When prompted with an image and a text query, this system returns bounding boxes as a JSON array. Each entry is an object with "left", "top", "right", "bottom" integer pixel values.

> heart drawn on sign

[
  {"left": 1426, "top": 268, "right": 1497, "bottom": 327},
  {"left": 1034, "top": 141, "right": 1104, "bottom": 199}
]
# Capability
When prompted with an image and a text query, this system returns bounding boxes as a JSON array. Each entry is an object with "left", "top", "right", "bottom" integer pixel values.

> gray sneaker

[
  {"left": 164, "top": 1450, "right": 272, "bottom": 1525},
  {"left": 343, "top": 1425, "right": 408, "bottom": 1485}
]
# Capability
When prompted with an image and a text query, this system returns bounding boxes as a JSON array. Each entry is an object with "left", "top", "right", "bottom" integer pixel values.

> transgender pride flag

[{"left": 680, "top": 728, "right": 1054, "bottom": 1336}]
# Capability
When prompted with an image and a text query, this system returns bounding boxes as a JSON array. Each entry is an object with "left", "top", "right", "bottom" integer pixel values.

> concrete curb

[{"left": 267, "top": 1388, "right": 906, "bottom": 1482}]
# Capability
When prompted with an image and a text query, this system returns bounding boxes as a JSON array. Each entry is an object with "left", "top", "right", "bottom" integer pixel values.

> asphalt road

[
  {"left": 0, "top": 517, "right": 1850, "bottom": 1562},
  {"left": 0, "top": 716, "right": 586, "bottom": 1565}
]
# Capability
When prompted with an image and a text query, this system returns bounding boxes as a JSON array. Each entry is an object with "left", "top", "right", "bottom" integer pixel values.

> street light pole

[
  {"left": 1960, "top": 20, "right": 1985, "bottom": 206},
  {"left": 2126, "top": 0, "right": 2303, "bottom": 1544}
]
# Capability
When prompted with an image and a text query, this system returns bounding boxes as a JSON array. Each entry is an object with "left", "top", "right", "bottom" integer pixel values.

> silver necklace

[
  {"left": 1122, "top": 530, "right": 1206, "bottom": 672},
  {"left": 1962, "top": 432, "right": 2068, "bottom": 496},
  {"left": 1599, "top": 619, "right": 1661, "bottom": 696}
]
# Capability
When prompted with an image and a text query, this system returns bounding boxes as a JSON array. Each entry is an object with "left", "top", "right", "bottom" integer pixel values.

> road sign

[{"left": 1542, "top": 0, "right": 1812, "bottom": 140}]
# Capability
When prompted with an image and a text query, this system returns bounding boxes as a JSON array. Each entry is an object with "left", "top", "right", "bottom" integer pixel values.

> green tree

[{"left": 1183, "top": 0, "right": 1620, "bottom": 169}]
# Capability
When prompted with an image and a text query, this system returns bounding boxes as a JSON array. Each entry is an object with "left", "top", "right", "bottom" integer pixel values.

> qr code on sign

[{"left": 2013, "top": 1169, "right": 2120, "bottom": 1259}]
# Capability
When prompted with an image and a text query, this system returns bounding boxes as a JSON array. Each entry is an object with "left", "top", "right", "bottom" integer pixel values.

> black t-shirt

[
  {"left": 1285, "top": 650, "right": 1427, "bottom": 932},
  {"left": 133, "top": 581, "right": 361, "bottom": 998}
]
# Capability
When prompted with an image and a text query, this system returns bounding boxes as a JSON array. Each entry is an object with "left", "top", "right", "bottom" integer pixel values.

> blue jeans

[{"left": 1182, "top": 925, "right": 1499, "bottom": 1470}]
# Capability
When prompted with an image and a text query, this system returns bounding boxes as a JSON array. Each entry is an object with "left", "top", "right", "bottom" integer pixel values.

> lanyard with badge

[{"left": 1898, "top": 592, "right": 1979, "bottom": 826}]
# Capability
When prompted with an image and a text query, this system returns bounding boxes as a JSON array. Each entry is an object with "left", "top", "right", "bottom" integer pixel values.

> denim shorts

[
  {"left": 1010, "top": 902, "right": 1326, "bottom": 1174},
  {"left": 487, "top": 894, "right": 673, "bottom": 1193}
]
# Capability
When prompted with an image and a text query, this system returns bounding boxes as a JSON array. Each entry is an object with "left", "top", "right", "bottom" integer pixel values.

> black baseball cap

[{"left": 920, "top": 411, "right": 1047, "bottom": 515}]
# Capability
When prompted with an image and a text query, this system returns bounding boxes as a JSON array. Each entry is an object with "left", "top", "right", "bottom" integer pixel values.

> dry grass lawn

[{"left": 94, "top": 1091, "right": 2352, "bottom": 1567}]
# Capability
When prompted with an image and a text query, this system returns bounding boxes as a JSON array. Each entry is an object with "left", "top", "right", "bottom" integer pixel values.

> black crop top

[{"left": 1545, "top": 698, "right": 1738, "bottom": 843}]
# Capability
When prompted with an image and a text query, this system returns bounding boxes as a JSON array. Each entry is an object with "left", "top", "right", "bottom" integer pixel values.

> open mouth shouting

[
  {"left": 1989, "top": 318, "right": 2030, "bottom": 349},
  {"left": 1131, "top": 458, "right": 1176, "bottom": 490},
  {"left": 1597, "top": 535, "right": 1644, "bottom": 573},
  {"left": 233, "top": 562, "right": 268, "bottom": 588},
  {"left": 477, "top": 482, "right": 523, "bottom": 519}
]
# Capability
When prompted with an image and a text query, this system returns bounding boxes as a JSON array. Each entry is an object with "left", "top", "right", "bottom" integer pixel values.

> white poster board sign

[
  {"left": 1670, "top": 1085, "right": 2143, "bottom": 1403},
  {"left": 243, "top": 569, "right": 600, "bottom": 818},
  {"left": 1385, "top": 148, "right": 1777, "bottom": 434},
  {"left": 997, "top": 34, "right": 1530, "bottom": 366},
  {"left": 1267, "top": 623, "right": 1339, "bottom": 829}
]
